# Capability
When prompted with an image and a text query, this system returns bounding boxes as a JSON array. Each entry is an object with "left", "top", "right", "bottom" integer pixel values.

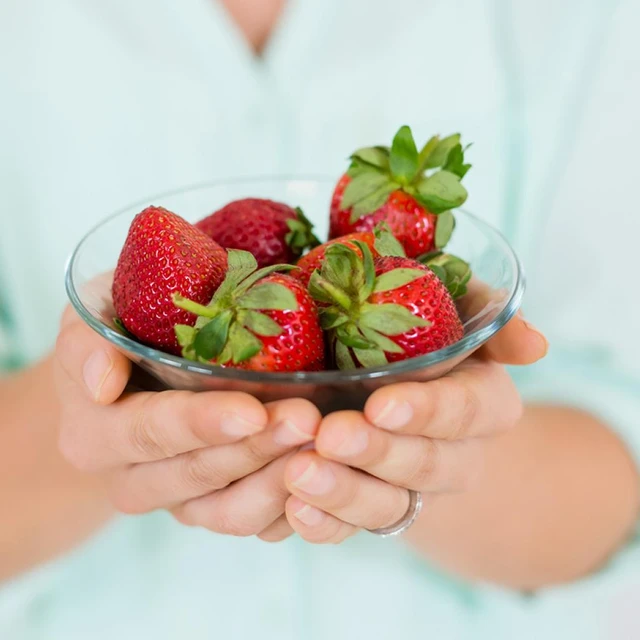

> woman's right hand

[{"left": 53, "top": 307, "right": 321, "bottom": 541}]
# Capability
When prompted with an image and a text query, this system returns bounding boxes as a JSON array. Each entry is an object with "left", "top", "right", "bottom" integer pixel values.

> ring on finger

[{"left": 367, "top": 489, "right": 422, "bottom": 537}]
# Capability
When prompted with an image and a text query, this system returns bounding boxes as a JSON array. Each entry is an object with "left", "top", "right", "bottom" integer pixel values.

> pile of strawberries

[{"left": 112, "top": 126, "right": 473, "bottom": 373}]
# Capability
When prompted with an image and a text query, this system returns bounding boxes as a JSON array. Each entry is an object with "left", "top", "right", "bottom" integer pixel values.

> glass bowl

[{"left": 65, "top": 177, "right": 524, "bottom": 414}]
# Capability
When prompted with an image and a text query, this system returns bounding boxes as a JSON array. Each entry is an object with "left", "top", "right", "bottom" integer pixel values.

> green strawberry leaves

[
  {"left": 340, "top": 125, "right": 471, "bottom": 225},
  {"left": 193, "top": 310, "right": 233, "bottom": 360},
  {"left": 359, "top": 303, "right": 430, "bottom": 334},
  {"left": 172, "top": 249, "right": 298, "bottom": 365},
  {"left": 285, "top": 207, "right": 320, "bottom": 256},
  {"left": 435, "top": 211, "right": 456, "bottom": 249},
  {"left": 421, "top": 134, "right": 460, "bottom": 171},
  {"left": 237, "top": 282, "right": 297, "bottom": 310},
  {"left": 307, "top": 241, "right": 432, "bottom": 370},
  {"left": 353, "top": 346, "right": 388, "bottom": 369},
  {"left": 350, "top": 146, "right": 390, "bottom": 171},
  {"left": 373, "top": 223, "right": 406, "bottom": 257},
  {"left": 418, "top": 251, "right": 472, "bottom": 299},
  {"left": 414, "top": 171, "right": 468, "bottom": 214},
  {"left": 341, "top": 173, "right": 400, "bottom": 223},
  {"left": 444, "top": 143, "right": 472, "bottom": 179},
  {"left": 372, "top": 268, "right": 426, "bottom": 293},
  {"left": 238, "top": 310, "right": 283, "bottom": 337},
  {"left": 389, "top": 125, "right": 420, "bottom": 184}
]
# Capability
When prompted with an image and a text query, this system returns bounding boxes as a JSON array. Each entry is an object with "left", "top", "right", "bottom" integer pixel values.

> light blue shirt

[{"left": 1, "top": 1, "right": 639, "bottom": 638}]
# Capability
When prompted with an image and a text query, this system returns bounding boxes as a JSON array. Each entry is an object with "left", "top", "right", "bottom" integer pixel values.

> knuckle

[
  {"left": 403, "top": 440, "right": 439, "bottom": 490},
  {"left": 448, "top": 380, "right": 480, "bottom": 440},
  {"left": 241, "top": 436, "right": 271, "bottom": 469},
  {"left": 180, "top": 450, "right": 229, "bottom": 492},
  {"left": 129, "top": 410, "right": 165, "bottom": 459},
  {"left": 128, "top": 396, "right": 176, "bottom": 460}
]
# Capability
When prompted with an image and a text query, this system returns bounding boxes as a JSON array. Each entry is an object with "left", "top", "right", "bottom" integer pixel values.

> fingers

[
  {"left": 171, "top": 455, "right": 292, "bottom": 537},
  {"left": 284, "top": 451, "right": 410, "bottom": 530},
  {"left": 55, "top": 306, "right": 132, "bottom": 404},
  {"left": 59, "top": 388, "right": 272, "bottom": 471},
  {"left": 480, "top": 314, "right": 548, "bottom": 365},
  {"left": 286, "top": 496, "right": 358, "bottom": 544},
  {"left": 456, "top": 280, "right": 547, "bottom": 366},
  {"left": 109, "top": 398, "right": 321, "bottom": 512},
  {"left": 315, "top": 413, "right": 485, "bottom": 492},
  {"left": 363, "top": 359, "right": 522, "bottom": 439},
  {"left": 257, "top": 515, "right": 294, "bottom": 543}
]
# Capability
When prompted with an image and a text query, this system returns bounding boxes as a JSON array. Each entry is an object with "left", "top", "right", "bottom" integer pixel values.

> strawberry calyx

[
  {"left": 308, "top": 241, "right": 430, "bottom": 370},
  {"left": 418, "top": 250, "right": 472, "bottom": 299},
  {"left": 342, "top": 125, "right": 471, "bottom": 232},
  {"left": 371, "top": 222, "right": 406, "bottom": 257},
  {"left": 173, "top": 250, "right": 298, "bottom": 365},
  {"left": 285, "top": 207, "right": 321, "bottom": 256}
]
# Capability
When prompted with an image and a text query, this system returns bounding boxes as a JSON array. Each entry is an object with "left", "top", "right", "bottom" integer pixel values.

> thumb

[
  {"left": 55, "top": 306, "right": 132, "bottom": 404},
  {"left": 480, "top": 313, "right": 548, "bottom": 365}
]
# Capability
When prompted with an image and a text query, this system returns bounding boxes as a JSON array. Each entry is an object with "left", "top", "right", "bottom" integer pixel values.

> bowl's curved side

[{"left": 65, "top": 178, "right": 525, "bottom": 392}]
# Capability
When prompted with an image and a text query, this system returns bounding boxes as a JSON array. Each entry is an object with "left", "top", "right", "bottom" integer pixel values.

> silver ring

[{"left": 368, "top": 490, "right": 423, "bottom": 537}]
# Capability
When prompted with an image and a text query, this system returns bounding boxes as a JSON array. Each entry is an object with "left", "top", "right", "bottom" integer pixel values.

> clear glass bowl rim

[{"left": 65, "top": 175, "right": 526, "bottom": 385}]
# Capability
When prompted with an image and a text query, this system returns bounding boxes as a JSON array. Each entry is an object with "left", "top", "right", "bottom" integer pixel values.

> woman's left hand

[{"left": 282, "top": 315, "right": 547, "bottom": 543}]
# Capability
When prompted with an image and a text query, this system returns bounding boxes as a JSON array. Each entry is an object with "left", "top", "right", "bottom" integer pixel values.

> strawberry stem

[
  {"left": 309, "top": 273, "right": 353, "bottom": 310},
  {"left": 172, "top": 293, "right": 219, "bottom": 318}
]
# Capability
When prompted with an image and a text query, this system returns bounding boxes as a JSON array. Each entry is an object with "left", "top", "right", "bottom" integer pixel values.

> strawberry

[
  {"left": 307, "top": 241, "right": 465, "bottom": 369},
  {"left": 112, "top": 206, "right": 227, "bottom": 355},
  {"left": 329, "top": 126, "right": 471, "bottom": 258},
  {"left": 196, "top": 198, "right": 319, "bottom": 268},
  {"left": 294, "top": 226, "right": 405, "bottom": 287},
  {"left": 173, "top": 250, "right": 325, "bottom": 372}
]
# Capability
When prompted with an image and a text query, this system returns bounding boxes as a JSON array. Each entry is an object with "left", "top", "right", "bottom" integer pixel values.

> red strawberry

[
  {"left": 329, "top": 126, "right": 471, "bottom": 258},
  {"left": 196, "top": 198, "right": 319, "bottom": 268},
  {"left": 308, "top": 241, "right": 465, "bottom": 369},
  {"left": 294, "top": 226, "right": 406, "bottom": 287},
  {"left": 173, "top": 250, "right": 324, "bottom": 372},
  {"left": 112, "top": 206, "right": 227, "bottom": 355}
]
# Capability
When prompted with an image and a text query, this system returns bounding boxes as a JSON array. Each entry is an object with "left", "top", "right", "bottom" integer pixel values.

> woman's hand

[
  {"left": 282, "top": 314, "right": 548, "bottom": 543},
  {"left": 54, "top": 307, "right": 321, "bottom": 541}
]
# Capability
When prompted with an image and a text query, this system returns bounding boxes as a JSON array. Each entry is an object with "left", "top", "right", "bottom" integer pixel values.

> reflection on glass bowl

[{"left": 65, "top": 177, "right": 524, "bottom": 414}]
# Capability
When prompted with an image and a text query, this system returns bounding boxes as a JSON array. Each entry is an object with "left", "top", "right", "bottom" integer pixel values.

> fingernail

[
  {"left": 273, "top": 419, "right": 313, "bottom": 446},
  {"left": 83, "top": 350, "right": 113, "bottom": 400},
  {"left": 220, "top": 412, "right": 264, "bottom": 438},
  {"left": 371, "top": 399, "right": 413, "bottom": 430},
  {"left": 522, "top": 319, "right": 549, "bottom": 353},
  {"left": 292, "top": 461, "right": 335, "bottom": 495},
  {"left": 336, "top": 428, "right": 369, "bottom": 457},
  {"left": 294, "top": 504, "right": 325, "bottom": 526}
]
